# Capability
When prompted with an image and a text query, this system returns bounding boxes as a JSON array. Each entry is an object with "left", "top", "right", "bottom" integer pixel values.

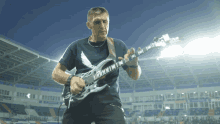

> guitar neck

[
  {"left": 93, "top": 33, "right": 180, "bottom": 81},
  {"left": 93, "top": 45, "right": 152, "bottom": 80}
]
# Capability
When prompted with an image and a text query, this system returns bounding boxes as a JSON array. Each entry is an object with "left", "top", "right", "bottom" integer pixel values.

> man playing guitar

[{"left": 52, "top": 7, "right": 142, "bottom": 124}]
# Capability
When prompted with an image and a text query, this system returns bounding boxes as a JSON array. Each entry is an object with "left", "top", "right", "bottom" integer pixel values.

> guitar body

[{"left": 62, "top": 58, "right": 116, "bottom": 108}]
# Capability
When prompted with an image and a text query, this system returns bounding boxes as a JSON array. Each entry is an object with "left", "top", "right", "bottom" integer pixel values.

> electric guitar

[{"left": 62, "top": 34, "right": 181, "bottom": 109}]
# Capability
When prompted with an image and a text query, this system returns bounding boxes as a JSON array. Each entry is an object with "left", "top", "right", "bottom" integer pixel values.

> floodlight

[
  {"left": 27, "top": 93, "right": 30, "bottom": 99},
  {"left": 183, "top": 36, "right": 220, "bottom": 55},
  {"left": 165, "top": 106, "right": 170, "bottom": 109},
  {"left": 158, "top": 45, "right": 183, "bottom": 59}
]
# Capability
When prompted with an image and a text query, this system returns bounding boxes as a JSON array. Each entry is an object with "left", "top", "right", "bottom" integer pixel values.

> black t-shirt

[{"left": 59, "top": 36, "right": 129, "bottom": 106}]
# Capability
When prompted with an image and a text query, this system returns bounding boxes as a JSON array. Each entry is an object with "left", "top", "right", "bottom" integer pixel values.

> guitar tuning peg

[
  {"left": 153, "top": 37, "right": 158, "bottom": 41},
  {"left": 162, "top": 34, "right": 170, "bottom": 41}
]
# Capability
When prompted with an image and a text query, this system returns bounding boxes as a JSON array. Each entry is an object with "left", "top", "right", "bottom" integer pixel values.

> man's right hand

[{"left": 70, "top": 76, "right": 85, "bottom": 94}]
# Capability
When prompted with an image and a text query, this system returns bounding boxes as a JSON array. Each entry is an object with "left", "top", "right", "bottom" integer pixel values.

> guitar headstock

[
  {"left": 148, "top": 34, "right": 181, "bottom": 49},
  {"left": 135, "top": 34, "right": 182, "bottom": 57},
  {"left": 155, "top": 34, "right": 180, "bottom": 45}
]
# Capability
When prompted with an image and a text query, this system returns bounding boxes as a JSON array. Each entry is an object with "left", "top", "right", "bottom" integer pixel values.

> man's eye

[{"left": 95, "top": 21, "right": 100, "bottom": 24}]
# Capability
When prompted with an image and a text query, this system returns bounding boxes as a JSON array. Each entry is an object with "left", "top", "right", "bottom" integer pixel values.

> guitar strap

[{"left": 106, "top": 37, "right": 116, "bottom": 61}]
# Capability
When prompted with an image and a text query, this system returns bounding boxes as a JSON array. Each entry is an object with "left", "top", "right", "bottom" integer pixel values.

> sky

[{"left": 0, "top": 0, "right": 220, "bottom": 61}]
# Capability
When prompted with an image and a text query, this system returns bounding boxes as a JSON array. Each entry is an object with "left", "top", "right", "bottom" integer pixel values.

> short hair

[{"left": 87, "top": 7, "right": 109, "bottom": 22}]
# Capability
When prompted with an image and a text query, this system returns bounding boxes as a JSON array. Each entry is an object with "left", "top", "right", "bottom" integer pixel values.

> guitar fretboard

[
  {"left": 93, "top": 46, "right": 149, "bottom": 80},
  {"left": 93, "top": 59, "right": 124, "bottom": 80}
]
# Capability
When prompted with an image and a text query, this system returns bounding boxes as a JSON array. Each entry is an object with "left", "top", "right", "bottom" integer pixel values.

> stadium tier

[
  {"left": 0, "top": 102, "right": 26, "bottom": 115},
  {"left": 144, "top": 110, "right": 161, "bottom": 116},
  {"left": 0, "top": 103, "right": 8, "bottom": 113},
  {"left": 189, "top": 108, "right": 209, "bottom": 115},
  {"left": 164, "top": 109, "right": 183, "bottom": 116},
  {"left": 29, "top": 106, "right": 65, "bottom": 117}
]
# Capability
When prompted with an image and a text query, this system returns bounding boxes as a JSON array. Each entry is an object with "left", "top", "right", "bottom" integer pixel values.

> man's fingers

[
  {"left": 128, "top": 47, "right": 135, "bottom": 55},
  {"left": 118, "top": 57, "right": 123, "bottom": 60},
  {"left": 71, "top": 82, "right": 82, "bottom": 94},
  {"left": 138, "top": 47, "right": 141, "bottom": 50},
  {"left": 77, "top": 82, "right": 85, "bottom": 89},
  {"left": 128, "top": 47, "right": 142, "bottom": 55},
  {"left": 124, "top": 54, "right": 129, "bottom": 60},
  {"left": 131, "top": 47, "right": 135, "bottom": 54},
  {"left": 77, "top": 78, "right": 85, "bottom": 88},
  {"left": 127, "top": 49, "right": 130, "bottom": 54}
]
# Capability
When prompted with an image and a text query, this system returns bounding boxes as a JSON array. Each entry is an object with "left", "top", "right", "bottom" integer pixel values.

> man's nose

[{"left": 99, "top": 22, "right": 105, "bottom": 29}]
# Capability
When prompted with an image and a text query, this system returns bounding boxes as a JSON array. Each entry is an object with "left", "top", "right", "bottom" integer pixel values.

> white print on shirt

[{"left": 81, "top": 51, "right": 96, "bottom": 69}]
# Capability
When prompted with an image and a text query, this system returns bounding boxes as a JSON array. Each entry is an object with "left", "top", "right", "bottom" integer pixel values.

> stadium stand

[
  {"left": 6, "top": 103, "right": 27, "bottom": 115},
  {"left": 0, "top": 103, "right": 8, "bottom": 113},
  {"left": 124, "top": 108, "right": 131, "bottom": 117},
  {"left": 53, "top": 107, "right": 66, "bottom": 116},
  {"left": 25, "top": 108, "right": 39, "bottom": 116},
  {"left": 164, "top": 109, "right": 182, "bottom": 116},
  {"left": 144, "top": 110, "right": 161, "bottom": 117},
  {"left": 30, "top": 105, "right": 52, "bottom": 116},
  {"left": 1, "top": 103, "right": 12, "bottom": 113},
  {"left": 190, "top": 108, "right": 209, "bottom": 115}
]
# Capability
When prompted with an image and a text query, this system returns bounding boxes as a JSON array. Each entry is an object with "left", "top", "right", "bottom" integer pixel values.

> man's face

[{"left": 87, "top": 13, "right": 109, "bottom": 40}]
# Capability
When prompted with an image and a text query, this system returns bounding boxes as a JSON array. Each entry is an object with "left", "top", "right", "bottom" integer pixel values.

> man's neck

[{"left": 89, "top": 35, "right": 107, "bottom": 43}]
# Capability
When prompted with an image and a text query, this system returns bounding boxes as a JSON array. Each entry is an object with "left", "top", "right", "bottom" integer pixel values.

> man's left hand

[{"left": 118, "top": 47, "right": 141, "bottom": 66}]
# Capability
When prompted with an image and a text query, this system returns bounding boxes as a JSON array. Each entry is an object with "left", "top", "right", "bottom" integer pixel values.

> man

[{"left": 52, "top": 7, "right": 142, "bottom": 124}]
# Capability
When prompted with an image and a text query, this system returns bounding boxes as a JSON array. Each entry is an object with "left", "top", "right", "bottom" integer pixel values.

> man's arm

[
  {"left": 125, "top": 65, "right": 142, "bottom": 80},
  {"left": 118, "top": 47, "right": 142, "bottom": 80},
  {"left": 52, "top": 62, "right": 71, "bottom": 85},
  {"left": 53, "top": 41, "right": 76, "bottom": 85}
]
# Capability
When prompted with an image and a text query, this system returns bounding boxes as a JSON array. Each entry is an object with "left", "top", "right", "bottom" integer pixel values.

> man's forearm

[
  {"left": 52, "top": 70, "right": 71, "bottom": 85},
  {"left": 126, "top": 65, "right": 142, "bottom": 80}
]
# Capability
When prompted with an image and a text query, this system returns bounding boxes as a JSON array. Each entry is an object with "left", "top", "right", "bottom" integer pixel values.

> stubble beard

[{"left": 92, "top": 32, "right": 107, "bottom": 42}]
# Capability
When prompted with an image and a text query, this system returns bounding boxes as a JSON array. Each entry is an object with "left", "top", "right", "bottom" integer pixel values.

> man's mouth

[{"left": 99, "top": 32, "right": 106, "bottom": 34}]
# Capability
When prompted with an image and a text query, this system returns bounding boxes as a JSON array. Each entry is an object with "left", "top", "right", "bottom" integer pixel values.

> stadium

[
  {"left": 1, "top": 33, "right": 220, "bottom": 124},
  {"left": 1, "top": 0, "right": 220, "bottom": 124}
]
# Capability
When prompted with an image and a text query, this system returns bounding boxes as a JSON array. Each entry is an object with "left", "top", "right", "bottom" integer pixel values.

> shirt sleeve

[
  {"left": 119, "top": 40, "right": 129, "bottom": 71},
  {"left": 59, "top": 42, "right": 77, "bottom": 71}
]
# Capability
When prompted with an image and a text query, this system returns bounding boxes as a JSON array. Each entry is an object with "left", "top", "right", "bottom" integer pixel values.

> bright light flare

[
  {"left": 184, "top": 36, "right": 220, "bottom": 55},
  {"left": 157, "top": 35, "right": 220, "bottom": 59},
  {"left": 27, "top": 93, "right": 30, "bottom": 99},
  {"left": 158, "top": 45, "right": 184, "bottom": 59},
  {"left": 165, "top": 106, "right": 170, "bottom": 109}
]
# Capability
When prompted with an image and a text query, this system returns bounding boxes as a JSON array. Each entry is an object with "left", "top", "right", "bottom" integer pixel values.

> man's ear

[{"left": 86, "top": 22, "right": 91, "bottom": 29}]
